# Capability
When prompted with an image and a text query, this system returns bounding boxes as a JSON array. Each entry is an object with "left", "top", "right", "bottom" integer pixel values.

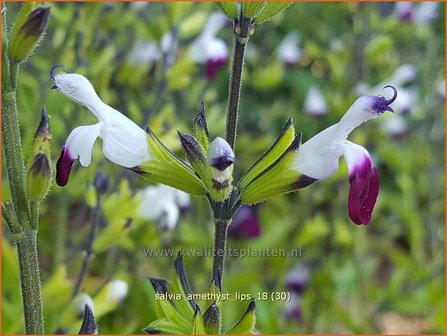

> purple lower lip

[
  {"left": 56, "top": 146, "right": 75, "bottom": 186},
  {"left": 348, "top": 163, "right": 379, "bottom": 225},
  {"left": 206, "top": 57, "right": 227, "bottom": 81}
]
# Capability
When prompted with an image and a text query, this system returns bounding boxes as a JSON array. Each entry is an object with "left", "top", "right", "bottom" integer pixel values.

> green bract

[{"left": 132, "top": 127, "right": 207, "bottom": 197}]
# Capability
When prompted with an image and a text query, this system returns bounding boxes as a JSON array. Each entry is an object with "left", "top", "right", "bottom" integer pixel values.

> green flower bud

[
  {"left": 26, "top": 151, "right": 51, "bottom": 202},
  {"left": 8, "top": 6, "right": 51, "bottom": 63},
  {"left": 203, "top": 301, "right": 220, "bottom": 334}
]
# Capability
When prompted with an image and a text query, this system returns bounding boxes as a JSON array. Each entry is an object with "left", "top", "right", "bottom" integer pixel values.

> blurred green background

[{"left": 2, "top": 2, "right": 445, "bottom": 334}]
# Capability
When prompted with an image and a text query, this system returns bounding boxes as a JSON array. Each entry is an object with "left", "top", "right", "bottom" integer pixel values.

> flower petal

[
  {"left": 52, "top": 73, "right": 104, "bottom": 119},
  {"left": 342, "top": 141, "right": 379, "bottom": 225},
  {"left": 101, "top": 105, "right": 151, "bottom": 167},
  {"left": 56, "top": 124, "right": 101, "bottom": 186}
]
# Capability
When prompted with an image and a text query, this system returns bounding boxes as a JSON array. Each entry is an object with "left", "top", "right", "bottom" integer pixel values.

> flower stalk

[{"left": 225, "top": 16, "right": 253, "bottom": 150}]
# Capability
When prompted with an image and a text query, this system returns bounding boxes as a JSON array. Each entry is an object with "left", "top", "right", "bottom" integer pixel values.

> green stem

[
  {"left": 211, "top": 218, "right": 230, "bottom": 291},
  {"left": 2, "top": 15, "right": 43, "bottom": 332},
  {"left": 16, "top": 229, "right": 44, "bottom": 334},
  {"left": 225, "top": 17, "right": 252, "bottom": 150},
  {"left": 2, "top": 92, "right": 30, "bottom": 226}
]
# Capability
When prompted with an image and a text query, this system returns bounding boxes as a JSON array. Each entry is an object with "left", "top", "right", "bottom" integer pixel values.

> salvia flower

[
  {"left": 276, "top": 32, "right": 301, "bottom": 66},
  {"left": 286, "top": 265, "right": 309, "bottom": 295},
  {"left": 138, "top": 185, "right": 191, "bottom": 231},
  {"left": 228, "top": 205, "right": 261, "bottom": 239},
  {"left": 108, "top": 279, "right": 129, "bottom": 302},
  {"left": 189, "top": 12, "right": 229, "bottom": 80},
  {"left": 292, "top": 86, "right": 397, "bottom": 225},
  {"left": 303, "top": 86, "right": 327, "bottom": 117},
  {"left": 240, "top": 87, "right": 397, "bottom": 225},
  {"left": 50, "top": 66, "right": 152, "bottom": 186}
]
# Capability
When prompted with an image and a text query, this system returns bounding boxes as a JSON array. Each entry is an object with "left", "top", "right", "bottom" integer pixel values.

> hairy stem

[
  {"left": 225, "top": 17, "right": 252, "bottom": 150},
  {"left": 211, "top": 218, "right": 230, "bottom": 292},
  {"left": 16, "top": 229, "right": 44, "bottom": 334}
]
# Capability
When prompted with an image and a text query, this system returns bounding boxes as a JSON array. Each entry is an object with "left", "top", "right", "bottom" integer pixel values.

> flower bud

[
  {"left": 26, "top": 107, "right": 52, "bottom": 202},
  {"left": 26, "top": 151, "right": 51, "bottom": 202},
  {"left": 94, "top": 172, "right": 109, "bottom": 195},
  {"left": 207, "top": 137, "right": 234, "bottom": 201},
  {"left": 8, "top": 6, "right": 51, "bottom": 63},
  {"left": 203, "top": 301, "right": 220, "bottom": 334}
]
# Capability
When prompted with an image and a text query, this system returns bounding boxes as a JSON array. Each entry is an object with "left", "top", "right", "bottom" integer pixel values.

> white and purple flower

[
  {"left": 189, "top": 12, "right": 229, "bottom": 80},
  {"left": 228, "top": 205, "right": 261, "bottom": 239},
  {"left": 50, "top": 66, "right": 152, "bottom": 186},
  {"left": 292, "top": 86, "right": 397, "bottom": 225}
]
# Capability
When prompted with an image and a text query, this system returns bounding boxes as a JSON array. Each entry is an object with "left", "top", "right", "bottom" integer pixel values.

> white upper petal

[
  {"left": 65, "top": 123, "right": 101, "bottom": 167},
  {"left": 54, "top": 73, "right": 103, "bottom": 119},
  {"left": 292, "top": 124, "right": 342, "bottom": 179},
  {"left": 100, "top": 104, "right": 151, "bottom": 167}
]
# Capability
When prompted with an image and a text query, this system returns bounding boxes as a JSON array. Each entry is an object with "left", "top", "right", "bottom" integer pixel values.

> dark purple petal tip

[
  {"left": 348, "top": 162, "right": 380, "bottom": 225},
  {"left": 56, "top": 146, "right": 75, "bottom": 186},
  {"left": 371, "top": 85, "right": 398, "bottom": 114},
  {"left": 210, "top": 155, "right": 234, "bottom": 171},
  {"left": 50, "top": 64, "right": 65, "bottom": 82}
]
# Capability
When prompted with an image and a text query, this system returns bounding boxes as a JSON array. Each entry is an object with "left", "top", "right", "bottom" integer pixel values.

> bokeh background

[{"left": 2, "top": 2, "right": 445, "bottom": 334}]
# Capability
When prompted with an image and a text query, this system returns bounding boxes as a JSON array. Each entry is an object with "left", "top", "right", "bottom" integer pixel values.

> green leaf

[
  {"left": 242, "top": 2, "right": 266, "bottom": 18},
  {"left": 193, "top": 102, "right": 210, "bottom": 154},
  {"left": 215, "top": 2, "right": 239, "bottom": 20},
  {"left": 148, "top": 278, "right": 190, "bottom": 331},
  {"left": 145, "top": 318, "right": 189, "bottom": 334},
  {"left": 240, "top": 134, "right": 318, "bottom": 205},
  {"left": 133, "top": 127, "right": 207, "bottom": 196},
  {"left": 254, "top": 2, "right": 293, "bottom": 24},
  {"left": 170, "top": 253, "right": 196, "bottom": 320},
  {"left": 226, "top": 300, "right": 256, "bottom": 334},
  {"left": 239, "top": 118, "right": 295, "bottom": 190},
  {"left": 191, "top": 306, "right": 206, "bottom": 335}
]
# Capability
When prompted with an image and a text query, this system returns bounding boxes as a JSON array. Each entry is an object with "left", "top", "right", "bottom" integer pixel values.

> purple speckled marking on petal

[
  {"left": 348, "top": 161, "right": 380, "bottom": 225},
  {"left": 56, "top": 146, "right": 76, "bottom": 186},
  {"left": 206, "top": 57, "right": 227, "bottom": 80},
  {"left": 228, "top": 206, "right": 261, "bottom": 239}
]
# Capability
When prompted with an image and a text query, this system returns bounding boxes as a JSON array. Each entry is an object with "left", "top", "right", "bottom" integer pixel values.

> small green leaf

[
  {"left": 145, "top": 318, "right": 189, "bottom": 334},
  {"left": 193, "top": 102, "right": 210, "bottom": 154},
  {"left": 239, "top": 118, "right": 295, "bottom": 190},
  {"left": 133, "top": 127, "right": 207, "bottom": 196},
  {"left": 254, "top": 2, "right": 293, "bottom": 24},
  {"left": 170, "top": 253, "right": 197, "bottom": 319},
  {"left": 242, "top": 2, "right": 266, "bottom": 19},
  {"left": 215, "top": 2, "right": 239, "bottom": 20},
  {"left": 226, "top": 300, "right": 256, "bottom": 334},
  {"left": 191, "top": 306, "right": 206, "bottom": 335}
]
